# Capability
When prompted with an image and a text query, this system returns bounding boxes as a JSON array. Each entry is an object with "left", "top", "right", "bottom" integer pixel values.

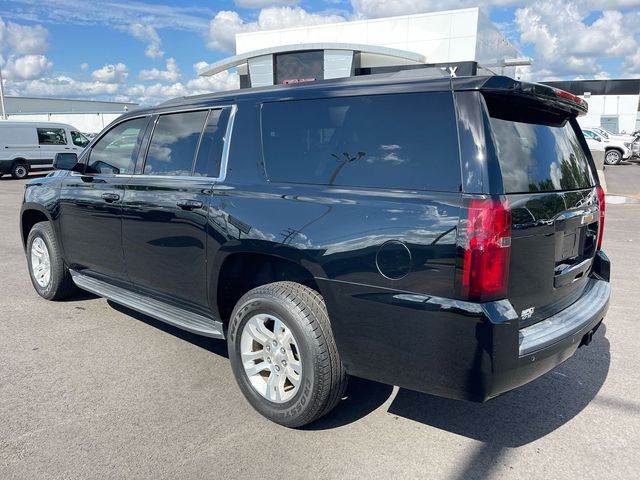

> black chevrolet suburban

[{"left": 20, "top": 72, "right": 611, "bottom": 427}]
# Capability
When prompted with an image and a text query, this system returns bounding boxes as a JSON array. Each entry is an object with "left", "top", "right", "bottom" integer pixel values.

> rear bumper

[{"left": 319, "top": 251, "right": 611, "bottom": 402}]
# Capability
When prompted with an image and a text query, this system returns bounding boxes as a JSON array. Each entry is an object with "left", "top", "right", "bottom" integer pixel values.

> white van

[{"left": 0, "top": 121, "right": 90, "bottom": 179}]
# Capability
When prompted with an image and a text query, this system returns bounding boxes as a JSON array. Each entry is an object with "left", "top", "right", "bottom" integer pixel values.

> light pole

[{"left": 0, "top": 65, "right": 7, "bottom": 120}]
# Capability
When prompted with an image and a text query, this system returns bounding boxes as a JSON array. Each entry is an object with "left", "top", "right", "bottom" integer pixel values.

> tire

[
  {"left": 604, "top": 149, "right": 622, "bottom": 165},
  {"left": 11, "top": 162, "right": 29, "bottom": 179},
  {"left": 26, "top": 221, "right": 78, "bottom": 300},
  {"left": 228, "top": 281, "right": 348, "bottom": 427}
]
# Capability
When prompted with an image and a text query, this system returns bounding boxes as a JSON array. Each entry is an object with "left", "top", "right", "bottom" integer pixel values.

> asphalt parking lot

[{"left": 1, "top": 167, "right": 640, "bottom": 480}]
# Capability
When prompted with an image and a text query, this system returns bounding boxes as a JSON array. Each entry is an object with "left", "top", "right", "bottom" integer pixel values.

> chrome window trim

[
  {"left": 69, "top": 103, "right": 237, "bottom": 182},
  {"left": 134, "top": 104, "right": 237, "bottom": 182}
]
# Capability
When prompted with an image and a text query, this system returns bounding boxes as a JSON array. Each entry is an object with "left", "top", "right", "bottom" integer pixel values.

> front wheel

[
  {"left": 604, "top": 149, "right": 622, "bottom": 165},
  {"left": 228, "top": 281, "right": 348, "bottom": 427},
  {"left": 26, "top": 222, "right": 78, "bottom": 300}
]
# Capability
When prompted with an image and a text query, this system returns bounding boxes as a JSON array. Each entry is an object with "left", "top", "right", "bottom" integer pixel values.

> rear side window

[
  {"left": 193, "top": 109, "right": 230, "bottom": 177},
  {"left": 37, "top": 128, "right": 67, "bottom": 145},
  {"left": 261, "top": 93, "right": 461, "bottom": 191},
  {"left": 486, "top": 96, "right": 595, "bottom": 193},
  {"left": 144, "top": 111, "right": 208, "bottom": 176}
]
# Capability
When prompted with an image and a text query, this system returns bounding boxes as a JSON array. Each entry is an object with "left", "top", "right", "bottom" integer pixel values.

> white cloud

[
  {"left": 515, "top": 1, "right": 640, "bottom": 78},
  {"left": 349, "top": 0, "right": 640, "bottom": 18},
  {"left": 80, "top": 62, "right": 89, "bottom": 71},
  {"left": 127, "top": 23, "right": 164, "bottom": 59},
  {"left": 207, "top": 6, "right": 346, "bottom": 53},
  {"left": 3, "top": 54, "right": 53, "bottom": 80},
  {"left": 91, "top": 63, "right": 129, "bottom": 83},
  {"left": 139, "top": 57, "right": 181, "bottom": 82},
  {"left": 235, "top": 0, "right": 300, "bottom": 8},
  {"left": 0, "top": 17, "right": 49, "bottom": 55},
  {"left": 4, "top": 75, "right": 121, "bottom": 98}
]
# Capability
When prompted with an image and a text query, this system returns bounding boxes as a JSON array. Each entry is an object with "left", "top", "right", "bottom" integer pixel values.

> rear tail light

[
  {"left": 457, "top": 196, "right": 511, "bottom": 302},
  {"left": 596, "top": 185, "right": 605, "bottom": 249}
]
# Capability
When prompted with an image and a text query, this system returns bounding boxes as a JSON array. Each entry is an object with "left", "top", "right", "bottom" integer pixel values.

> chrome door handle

[
  {"left": 176, "top": 199, "right": 203, "bottom": 210},
  {"left": 101, "top": 192, "right": 120, "bottom": 203}
]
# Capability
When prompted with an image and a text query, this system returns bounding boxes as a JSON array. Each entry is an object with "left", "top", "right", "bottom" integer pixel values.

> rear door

[
  {"left": 483, "top": 93, "right": 599, "bottom": 327},
  {"left": 121, "top": 107, "right": 231, "bottom": 315}
]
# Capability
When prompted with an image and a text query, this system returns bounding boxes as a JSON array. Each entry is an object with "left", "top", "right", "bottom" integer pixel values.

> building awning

[{"left": 199, "top": 43, "right": 427, "bottom": 77}]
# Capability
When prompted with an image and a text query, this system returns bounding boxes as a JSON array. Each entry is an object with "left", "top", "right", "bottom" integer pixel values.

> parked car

[
  {"left": 20, "top": 74, "right": 610, "bottom": 427},
  {"left": 0, "top": 121, "right": 90, "bottom": 179},
  {"left": 582, "top": 128, "right": 632, "bottom": 165},
  {"left": 588, "top": 126, "right": 639, "bottom": 158},
  {"left": 582, "top": 129, "right": 606, "bottom": 170}
]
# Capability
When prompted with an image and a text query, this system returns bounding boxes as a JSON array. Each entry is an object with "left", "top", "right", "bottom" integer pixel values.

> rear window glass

[
  {"left": 261, "top": 93, "right": 461, "bottom": 192},
  {"left": 487, "top": 101, "right": 594, "bottom": 193}
]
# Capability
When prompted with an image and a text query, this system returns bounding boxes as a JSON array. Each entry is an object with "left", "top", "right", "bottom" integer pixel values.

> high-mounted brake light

[
  {"left": 596, "top": 185, "right": 605, "bottom": 249},
  {"left": 552, "top": 87, "right": 589, "bottom": 110},
  {"left": 458, "top": 196, "right": 511, "bottom": 302}
]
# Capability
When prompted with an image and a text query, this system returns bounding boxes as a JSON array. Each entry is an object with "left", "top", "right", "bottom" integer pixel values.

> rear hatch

[{"left": 483, "top": 88, "right": 600, "bottom": 328}]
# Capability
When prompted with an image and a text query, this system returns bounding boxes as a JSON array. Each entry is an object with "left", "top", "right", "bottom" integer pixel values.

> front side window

[
  {"left": 261, "top": 93, "right": 461, "bottom": 191},
  {"left": 87, "top": 117, "right": 148, "bottom": 174},
  {"left": 37, "top": 128, "right": 67, "bottom": 145},
  {"left": 143, "top": 111, "right": 208, "bottom": 176},
  {"left": 71, "top": 130, "right": 90, "bottom": 147}
]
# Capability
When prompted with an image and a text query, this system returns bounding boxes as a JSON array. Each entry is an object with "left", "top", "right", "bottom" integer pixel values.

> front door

[
  {"left": 120, "top": 108, "right": 231, "bottom": 314},
  {"left": 58, "top": 116, "right": 150, "bottom": 285}
]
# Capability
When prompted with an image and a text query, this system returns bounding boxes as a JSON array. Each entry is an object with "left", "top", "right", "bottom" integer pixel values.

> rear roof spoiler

[{"left": 467, "top": 76, "right": 589, "bottom": 116}]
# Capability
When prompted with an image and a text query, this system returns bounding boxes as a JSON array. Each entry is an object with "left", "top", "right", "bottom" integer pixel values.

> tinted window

[
  {"left": 37, "top": 128, "right": 67, "bottom": 145},
  {"left": 87, "top": 117, "right": 147, "bottom": 175},
  {"left": 144, "top": 111, "right": 208, "bottom": 176},
  {"left": 261, "top": 93, "right": 461, "bottom": 191},
  {"left": 193, "top": 109, "right": 230, "bottom": 177},
  {"left": 71, "top": 130, "right": 89, "bottom": 147},
  {"left": 489, "top": 117, "right": 594, "bottom": 193}
]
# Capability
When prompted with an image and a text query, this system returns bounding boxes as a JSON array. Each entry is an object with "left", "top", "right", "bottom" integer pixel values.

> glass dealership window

[{"left": 274, "top": 51, "right": 324, "bottom": 84}]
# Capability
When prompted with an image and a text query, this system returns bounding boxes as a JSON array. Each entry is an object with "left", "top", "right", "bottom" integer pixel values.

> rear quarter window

[{"left": 260, "top": 92, "right": 461, "bottom": 192}]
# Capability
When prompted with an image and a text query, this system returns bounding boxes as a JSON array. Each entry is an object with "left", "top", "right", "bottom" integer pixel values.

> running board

[{"left": 70, "top": 270, "right": 225, "bottom": 339}]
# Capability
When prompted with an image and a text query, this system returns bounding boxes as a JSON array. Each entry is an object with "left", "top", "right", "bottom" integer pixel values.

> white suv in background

[{"left": 582, "top": 128, "right": 633, "bottom": 165}]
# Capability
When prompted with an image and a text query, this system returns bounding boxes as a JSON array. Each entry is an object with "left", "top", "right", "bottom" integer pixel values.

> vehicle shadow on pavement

[
  {"left": 386, "top": 325, "right": 610, "bottom": 446},
  {"left": 386, "top": 325, "right": 610, "bottom": 479},
  {"left": 107, "top": 300, "right": 229, "bottom": 358}
]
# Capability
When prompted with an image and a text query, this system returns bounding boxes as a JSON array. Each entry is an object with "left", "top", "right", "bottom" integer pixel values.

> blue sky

[{"left": 0, "top": 0, "right": 638, "bottom": 105}]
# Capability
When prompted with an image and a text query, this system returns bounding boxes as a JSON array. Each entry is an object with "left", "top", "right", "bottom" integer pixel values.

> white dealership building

[{"left": 201, "top": 8, "right": 527, "bottom": 86}]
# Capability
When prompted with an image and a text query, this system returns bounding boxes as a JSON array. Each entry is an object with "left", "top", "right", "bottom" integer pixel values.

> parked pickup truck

[{"left": 20, "top": 72, "right": 610, "bottom": 427}]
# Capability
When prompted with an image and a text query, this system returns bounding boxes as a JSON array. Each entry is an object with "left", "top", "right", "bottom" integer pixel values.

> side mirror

[
  {"left": 53, "top": 152, "right": 79, "bottom": 171},
  {"left": 593, "top": 135, "right": 602, "bottom": 142}
]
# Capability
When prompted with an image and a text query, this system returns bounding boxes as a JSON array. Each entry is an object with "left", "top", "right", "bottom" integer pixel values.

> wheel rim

[
  {"left": 15, "top": 166, "right": 27, "bottom": 177},
  {"left": 30, "top": 237, "right": 51, "bottom": 288},
  {"left": 605, "top": 151, "right": 619, "bottom": 163},
  {"left": 240, "top": 313, "right": 302, "bottom": 403}
]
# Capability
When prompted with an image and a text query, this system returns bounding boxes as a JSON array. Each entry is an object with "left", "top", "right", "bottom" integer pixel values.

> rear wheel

[
  {"left": 228, "top": 281, "right": 348, "bottom": 427},
  {"left": 11, "top": 162, "right": 29, "bottom": 179},
  {"left": 604, "top": 149, "right": 622, "bottom": 165},
  {"left": 26, "top": 222, "right": 78, "bottom": 300}
]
